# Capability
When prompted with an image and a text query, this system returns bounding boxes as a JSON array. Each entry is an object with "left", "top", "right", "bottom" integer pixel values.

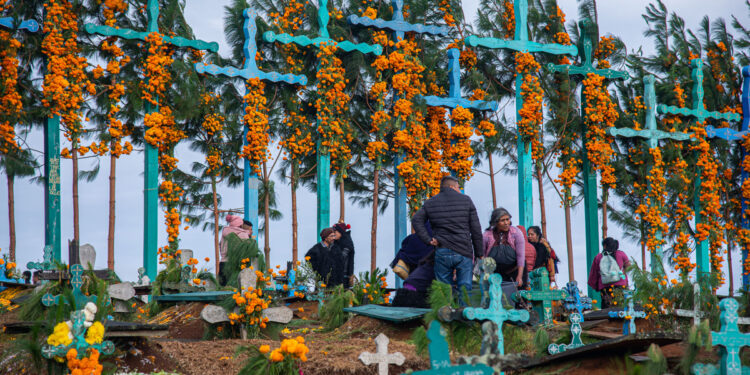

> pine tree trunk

[
  {"left": 641, "top": 240, "right": 646, "bottom": 271},
  {"left": 212, "top": 175, "right": 220, "bottom": 276},
  {"left": 291, "top": 165, "right": 298, "bottom": 264},
  {"left": 488, "top": 151, "right": 497, "bottom": 209},
  {"left": 371, "top": 166, "right": 380, "bottom": 272},
  {"left": 536, "top": 164, "right": 548, "bottom": 237},
  {"left": 72, "top": 147, "right": 80, "bottom": 246},
  {"left": 601, "top": 188, "right": 608, "bottom": 238},
  {"left": 728, "top": 232, "right": 734, "bottom": 296},
  {"left": 564, "top": 202, "right": 574, "bottom": 281},
  {"left": 7, "top": 173, "right": 15, "bottom": 262},
  {"left": 107, "top": 153, "right": 116, "bottom": 270},
  {"left": 339, "top": 179, "right": 345, "bottom": 223},
  {"left": 263, "top": 161, "right": 270, "bottom": 263}
]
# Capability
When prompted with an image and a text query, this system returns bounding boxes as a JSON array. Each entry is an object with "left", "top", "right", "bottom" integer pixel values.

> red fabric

[{"left": 587, "top": 250, "right": 630, "bottom": 291}]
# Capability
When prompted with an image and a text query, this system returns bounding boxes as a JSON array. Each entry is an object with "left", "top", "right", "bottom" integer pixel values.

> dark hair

[
  {"left": 440, "top": 175, "right": 459, "bottom": 189},
  {"left": 242, "top": 219, "right": 253, "bottom": 227},
  {"left": 602, "top": 237, "right": 619, "bottom": 253},
  {"left": 487, "top": 207, "right": 511, "bottom": 230},
  {"left": 527, "top": 226, "right": 543, "bottom": 239}
]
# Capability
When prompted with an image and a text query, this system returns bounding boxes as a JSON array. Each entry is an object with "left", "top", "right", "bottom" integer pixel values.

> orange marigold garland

[
  {"left": 740, "top": 135, "right": 750, "bottom": 277},
  {"left": 582, "top": 73, "right": 618, "bottom": 189},
  {"left": 500, "top": 0, "right": 515, "bottom": 39},
  {"left": 66, "top": 348, "right": 103, "bottom": 375},
  {"left": 516, "top": 52, "right": 544, "bottom": 163},
  {"left": 201, "top": 93, "right": 225, "bottom": 175},
  {"left": 315, "top": 42, "right": 352, "bottom": 178},
  {"left": 240, "top": 79, "right": 268, "bottom": 176},
  {"left": 0, "top": 0, "right": 22, "bottom": 154},
  {"left": 634, "top": 148, "right": 668, "bottom": 256},
  {"left": 445, "top": 106, "right": 474, "bottom": 181}
]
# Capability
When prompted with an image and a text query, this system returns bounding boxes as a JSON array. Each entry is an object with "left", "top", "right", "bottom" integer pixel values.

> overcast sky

[{"left": 2, "top": 1, "right": 748, "bottom": 294}]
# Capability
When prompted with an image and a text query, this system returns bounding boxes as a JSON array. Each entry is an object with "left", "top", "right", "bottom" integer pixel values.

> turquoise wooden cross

[
  {"left": 0, "top": 17, "right": 39, "bottom": 32},
  {"left": 194, "top": 9, "right": 306, "bottom": 233},
  {"left": 27, "top": 245, "right": 56, "bottom": 273},
  {"left": 409, "top": 321, "right": 493, "bottom": 375},
  {"left": 607, "top": 290, "right": 646, "bottom": 335},
  {"left": 608, "top": 75, "right": 692, "bottom": 275},
  {"left": 548, "top": 312, "right": 584, "bottom": 354},
  {"left": 546, "top": 19, "right": 628, "bottom": 303},
  {"left": 464, "top": 0, "right": 577, "bottom": 229},
  {"left": 514, "top": 268, "right": 567, "bottom": 326},
  {"left": 692, "top": 298, "right": 750, "bottom": 375},
  {"left": 348, "top": 0, "right": 449, "bottom": 287},
  {"left": 562, "top": 281, "right": 592, "bottom": 321},
  {"left": 84, "top": 0, "right": 219, "bottom": 281},
  {"left": 421, "top": 49, "right": 499, "bottom": 112},
  {"left": 263, "top": 0, "right": 382, "bottom": 236},
  {"left": 42, "top": 264, "right": 98, "bottom": 310},
  {"left": 41, "top": 310, "right": 115, "bottom": 360},
  {"left": 463, "top": 273, "right": 529, "bottom": 355},
  {"left": 655, "top": 59, "right": 741, "bottom": 281}
]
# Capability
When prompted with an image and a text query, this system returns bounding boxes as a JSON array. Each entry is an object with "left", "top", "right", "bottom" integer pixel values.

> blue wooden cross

[
  {"left": 692, "top": 298, "right": 750, "bottom": 375},
  {"left": 609, "top": 75, "right": 693, "bottom": 274},
  {"left": 655, "top": 59, "right": 741, "bottom": 281},
  {"left": 548, "top": 312, "right": 584, "bottom": 354},
  {"left": 263, "top": 0, "right": 382, "bottom": 237},
  {"left": 41, "top": 264, "right": 98, "bottom": 310},
  {"left": 514, "top": 268, "right": 567, "bottom": 326},
  {"left": 194, "top": 9, "right": 306, "bottom": 233},
  {"left": 546, "top": 19, "right": 628, "bottom": 303},
  {"left": 421, "top": 49, "right": 498, "bottom": 112},
  {"left": 347, "top": 0, "right": 449, "bottom": 288},
  {"left": 463, "top": 273, "right": 529, "bottom": 355},
  {"left": 41, "top": 310, "right": 115, "bottom": 360},
  {"left": 409, "top": 321, "right": 493, "bottom": 375},
  {"left": 607, "top": 290, "right": 646, "bottom": 335},
  {"left": 464, "top": 0, "right": 577, "bottom": 230},
  {"left": 84, "top": 0, "right": 219, "bottom": 282},
  {"left": 0, "top": 17, "right": 39, "bottom": 32},
  {"left": 562, "top": 281, "right": 592, "bottom": 321}
]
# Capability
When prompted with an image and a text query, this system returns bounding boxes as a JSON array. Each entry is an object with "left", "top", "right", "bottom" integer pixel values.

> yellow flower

[{"left": 85, "top": 321, "right": 105, "bottom": 345}]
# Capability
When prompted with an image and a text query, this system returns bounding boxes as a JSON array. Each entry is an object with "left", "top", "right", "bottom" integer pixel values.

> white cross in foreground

[
  {"left": 359, "top": 333, "right": 406, "bottom": 375},
  {"left": 674, "top": 284, "right": 707, "bottom": 326}
]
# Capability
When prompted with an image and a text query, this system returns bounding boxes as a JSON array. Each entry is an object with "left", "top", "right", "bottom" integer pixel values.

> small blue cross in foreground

[{"left": 608, "top": 290, "right": 646, "bottom": 335}]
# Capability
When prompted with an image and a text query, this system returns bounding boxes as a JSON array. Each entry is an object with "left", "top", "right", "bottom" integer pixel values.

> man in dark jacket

[
  {"left": 305, "top": 227, "right": 345, "bottom": 286},
  {"left": 411, "top": 176, "right": 483, "bottom": 295},
  {"left": 333, "top": 222, "right": 355, "bottom": 287}
]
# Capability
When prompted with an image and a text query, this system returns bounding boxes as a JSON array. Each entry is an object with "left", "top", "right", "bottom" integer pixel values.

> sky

[{"left": 1, "top": 0, "right": 748, "bottom": 293}]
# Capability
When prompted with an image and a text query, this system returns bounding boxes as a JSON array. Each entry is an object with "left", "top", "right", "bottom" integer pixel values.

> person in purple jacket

[
  {"left": 482, "top": 208, "right": 525, "bottom": 287},
  {"left": 588, "top": 237, "right": 630, "bottom": 308}
]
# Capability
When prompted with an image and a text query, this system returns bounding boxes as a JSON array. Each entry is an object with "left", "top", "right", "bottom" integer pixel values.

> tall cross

[
  {"left": 348, "top": 0, "right": 449, "bottom": 287},
  {"left": 41, "top": 264, "right": 98, "bottom": 310},
  {"left": 514, "top": 268, "right": 567, "bottom": 326},
  {"left": 547, "top": 19, "right": 629, "bottom": 302},
  {"left": 674, "top": 283, "right": 707, "bottom": 326},
  {"left": 410, "top": 321, "right": 493, "bottom": 375},
  {"left": 548, "top": 313, "right": 584, "bottom": 354},
  {"left": 358, "top": 333, "right": 405, "bottom": 375},
  {"left": 608, "top": 290, "right": 646, "bottom": 335},
  {"left": 194, "top": 9, "right": 306, "bottom": 241},
  {"left": 84, "top": 0, "right": 219, "bottom": 281},
  {"left": 41, "top": 310, "right": 115, "bottom": 360},
  {"left": 562, "top": 281, "right": 592, "bottom": 320},
  {"left": 655, "top": 59, "right": 741, "bottom": 281},
  {"left": 463, "top": 273, "right": 529, "bottom": 355},
  {"left": 608, "top": 75, "right": 692, "bottom": 274},
  {"left": 263, "top": 0, "right": 382, "bottom": 236},
  {"left": 464, "top": 0, "right": 578, "bottom": 229},
  {"left": 421, "top": 49, "right": 499, "bottom": 112},
  {"left": 692, "top": 298, "right": 750, "bottom": 375}
]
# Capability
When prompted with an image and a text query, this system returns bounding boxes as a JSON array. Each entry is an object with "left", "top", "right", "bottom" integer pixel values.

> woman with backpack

[
  {"left": 588, "top": 237, "right": 630, "bottom": 308},
  {"left": 482, "top": 208, "right": 525, "bottom": 287}
]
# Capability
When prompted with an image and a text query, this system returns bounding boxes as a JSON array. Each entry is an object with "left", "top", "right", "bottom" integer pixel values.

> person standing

[
  {"left": 588, "top": 237, "right": 630, "bottom": 308},
  {"left": 412, "top": 176, "right": 483, "bottom": 295},
  {"left": 306, "top": 228, "right": 345, "bottom": 287},
  {"left": 526, "top": 226, "right": 556, "bottom": 284},
  {"left": 482, "top": 208, "right": 525, "bottom": 287},
  {"left": 333, "top": 222, "right": 355, "bottom": 287},
  {"left": 219, "top": 214, "right": 251, "bottom": 285}
]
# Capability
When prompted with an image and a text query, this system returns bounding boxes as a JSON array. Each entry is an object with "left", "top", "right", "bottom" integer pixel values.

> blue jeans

[{"left": 434, "top": 247, "right": 473, "bottom": 299}]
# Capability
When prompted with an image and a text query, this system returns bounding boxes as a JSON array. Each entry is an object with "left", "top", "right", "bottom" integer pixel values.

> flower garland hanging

[
  {"left": 634, "top": 147, "right": 668, "bottom": 255},
  {"left": 740, "top": 135, "right": 750, "bottom": 277},
  {"left": 366, "top": 57, "right": 390, "bottom": 167},
  {"left": 315, "top": 42, "right": 352, "bottom": 179},
  {"left": 0, "top": 0, "right": 21, "bottom": 155},
  {"left": 239, "top": 79, "right": 268, "bottom": 176},
  {"left": 445, "top": 106, "right": 474, "bottom": 181},
  {"left": 500, "top": 0, "right": 515, "bottom": 39},
  {"left": 201, "top": 92, "right": 225, "bottom": 175},
  {"left": 582, "top": 73, "right": 618, "bottom": 189},
  {"left": 516, "top": 52, "right": 544, "bottom": 163}
]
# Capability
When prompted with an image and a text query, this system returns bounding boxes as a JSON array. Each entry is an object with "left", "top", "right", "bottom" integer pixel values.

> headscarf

[{"left": 221, "top": 215, "right": 250, "bottom": 239}]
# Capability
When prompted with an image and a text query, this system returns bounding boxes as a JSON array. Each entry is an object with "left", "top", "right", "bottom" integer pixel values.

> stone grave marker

[
  {"left": 238, "top": 267, "right": 257, "bottom": 290},
  {"left": 179, "top": 249, "right": 194, "bottom": 265},
  {"left": 79, "top": 243, "right": 96, "bottom": 269},
  {"left": 692, "top": 298, "right": 750, "bottom": 375},
  {"left": 411, "top": 321, "right": 493, "bottom": 375},
  {"left": 563, "top": 281, "right": 592, "bottom": 320},
  {"left": 113, "top": 300, "right": 130, "bottom": 313},
  {"left": 514, "top": 268, "right": 567, "bottom": 326},
  {"left": 674, "top": 283, "right": 707, "bottom": 326},
  {"left": 358, "top": 333, "right": 405, "bottom": 375},
  {"left": 608, "top": 290, "right": 646, "bottom": 335},
  {"left": 108, "top": 283, "right": 135, "bottom": 301},
  {"left": 201, "top": 304, "right": 230, "bottom": 324},
  {"left": 548, "top": 313, "right": 584, "bottom": 354},
  {"left": 262, "top": 306, "right": 293, "bottom": 324}
]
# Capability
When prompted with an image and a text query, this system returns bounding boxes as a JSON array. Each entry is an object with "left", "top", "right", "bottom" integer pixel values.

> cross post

[
  {"left": 463, "top": 273, "right": 529, "bottom": 354},
  {"left": 358, "top": 333, "right": 405, "bottom": 375},
  {"left": 674, "top": 283, "right": 706, "bottom": 326},
  {"left": 464, "top": 0, "right": 578, "bottom": 229},
  {"left": 41, "top": 264, "right": 98, "bottom": 310},
  {"left": 27, "top": 245, "right": 56, "bottom": 273},
  {"left": 348, "top": 0, "right": 449, "bottom": 288},
  {"left": 607, "top": 290, "right": 646, "bottom": 335},
  {"left": 546, "top": 19, "right": 628, "bottom": 303},
  {"left": 656, "top": 59, "right": 741, "bottom": 281},
  {"left": 410, "top": 321, "right": 493, "bottom": 375},
  {"left": 263, "top": 0, "right": 382, "bottom": 237},
  {"left": 562, "top": 280, "right": 592, "bottom": 320},
  {"left": 692, "top": 298, "right": 750, "bottom": 375},
  {"left": 84, "top": 0, "right": 219, "bottom": 281},
  {"left": 514, "top": 268, "right": 567, "bottom": 326},
  {"left": 194, "top": 9, "right": 306, "bottom": 240},
  {"left": 548, "top": 312, "right": 584, "bottom": 354}
]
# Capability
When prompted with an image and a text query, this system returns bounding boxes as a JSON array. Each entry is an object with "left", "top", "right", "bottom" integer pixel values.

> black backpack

[{"left": 488, "top": 243, "right": 517, "bottom": 267}]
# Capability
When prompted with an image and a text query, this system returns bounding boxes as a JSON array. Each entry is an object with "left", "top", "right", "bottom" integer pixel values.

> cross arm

[
  {"left": 346, "top": 15, "right": 449, "bottom": 36},
  {"left": 546, "top": 63, "right": 629, "bottom": 80},
  {"left": 194, "top": 63, "right": 308, "bottom": 85},
  {"left": 465, "top": 35, "right": 578, "bottom": 56},
  {"left": 263, "top": 31, "right": 382, "bottom": 55},
  {"left": 608, "top": 128, "right": 693, "bottom": 142},
  {"left": 657, "top": 104, "right": 742, "bottom": 123},
  {"left": 421, "top": 96, "right": 499, "bottom": 111},
  {"left": 0, "top": 18, "right": 39, "bottom": 32},
  {"left": 705, "top": 126, "right": 747, "bottom": 141},
  {"left": 84, "top": 24, "right": 219, "bottom": 52}
]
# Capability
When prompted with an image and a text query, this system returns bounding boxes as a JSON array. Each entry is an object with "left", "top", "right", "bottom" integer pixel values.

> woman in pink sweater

[{"left": 482, "top": 208, "right": 525, "bottom": 286}]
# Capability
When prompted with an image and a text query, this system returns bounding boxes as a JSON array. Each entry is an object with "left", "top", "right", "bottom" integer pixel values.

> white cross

[
  {"left": 674, "top": 283, "right": 707, "bottom": 326},
  {"left": 359, "top": 333, "right": 405, "bottom": 375}
]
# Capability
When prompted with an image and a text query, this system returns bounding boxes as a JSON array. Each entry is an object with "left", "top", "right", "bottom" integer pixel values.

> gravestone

[
  {"left": 674, "top": 283, "right": 707, "bottom": 326},
  {"left": 79, "top": 243, "right": 96, "bottom": 269},
  {"left": 563, "top": 281, "right": 592, "bottom": 320},
  {"left": 692, "top": 298, "right": 750, "bottom": 375},
  {"left": 548, "top": 313, "right": 584, "bottom": 354},
  {"left": 108, "top": 283, "right": 135, "bottom": 301},
  {"left": 113, "top": 300, "right": 130, "bottom": 313},
  {"left": 608, "top": 290, "right": 646, "bottom": 335},
  {"left": 179, "top": 249, "right": 194, "bottom": 265},
  {"left": 201, "top": 304, "right": 229, "bottom": 324},
  {"left": 261, "top": 306, "right": 293, "bottom": 324},
  {"left": 410, "top": 321, "right": 493, "bottom": 375},
  {"left": 358, "top": 333, "right": 405, "bottom": 375},
  {"left": 238, "top": 267, "right": 257, "bottom": 290},
  {"left": 514, "top": 268, "right": 567, "bottom": 326}
]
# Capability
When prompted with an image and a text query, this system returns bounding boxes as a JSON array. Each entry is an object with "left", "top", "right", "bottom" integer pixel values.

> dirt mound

[
  {"left": 147, "top": 302, "right": 206, "bottom": 340},
  {"left": 341, "top": 315, "right": 421, "bottom": 342}
]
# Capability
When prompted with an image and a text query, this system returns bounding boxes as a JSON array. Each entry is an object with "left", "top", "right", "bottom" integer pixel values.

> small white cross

[
  {"left": 674, "top": 284, "right": 707, "bottom": 326},
  {"left": 359, "top": 333, "right": 405, "bottom": 375}
]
